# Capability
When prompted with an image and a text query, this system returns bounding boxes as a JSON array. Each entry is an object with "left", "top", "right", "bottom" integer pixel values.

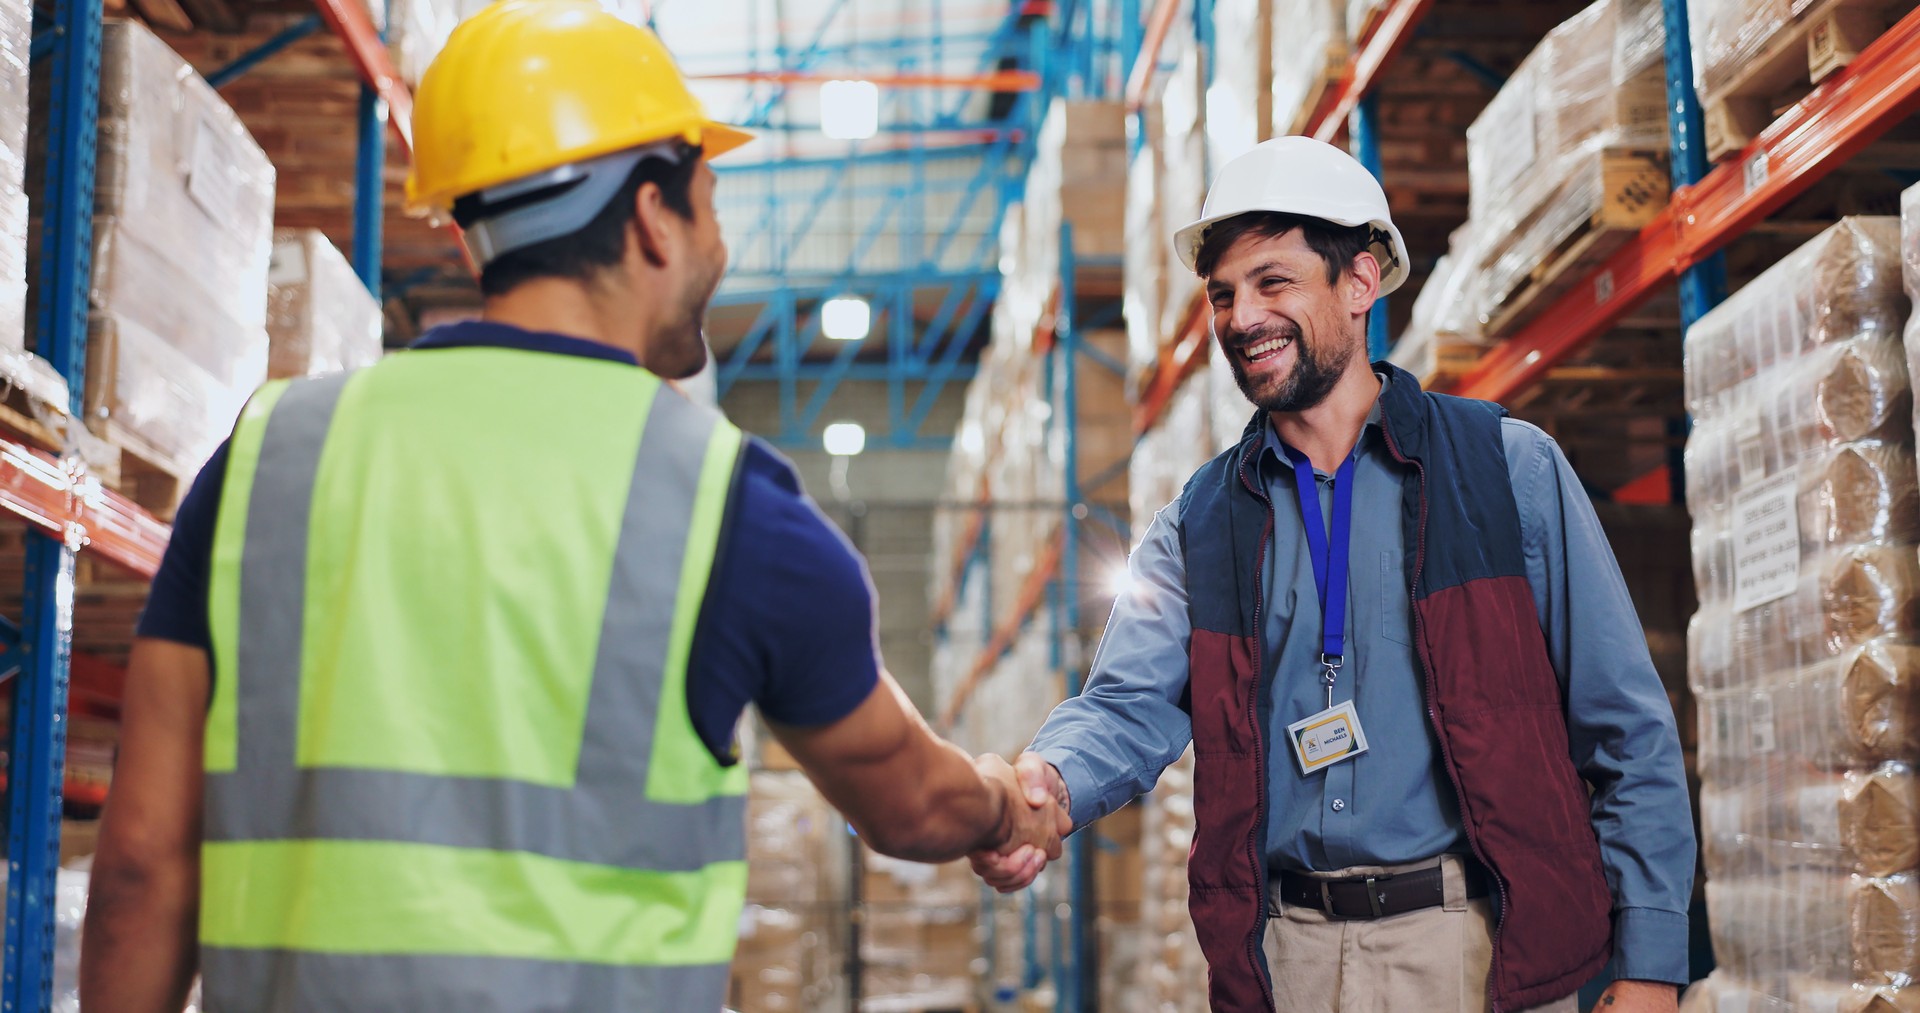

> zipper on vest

[
  {"left": 1236, "top": 441, "right": 1280, "bottom": 1013},
  {"left": 1377, "top": 413, "right": 1514, "bottom": 1013}
]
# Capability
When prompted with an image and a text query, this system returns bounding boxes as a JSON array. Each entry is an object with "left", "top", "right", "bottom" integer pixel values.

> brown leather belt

[{"left": 1275, "top": 860, "right": 1490, "bottom": 920}]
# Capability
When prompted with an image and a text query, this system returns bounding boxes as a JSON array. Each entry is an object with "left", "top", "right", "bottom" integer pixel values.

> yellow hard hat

[{"left": 405, "top": 0, "right": 753, "bottom": 217}]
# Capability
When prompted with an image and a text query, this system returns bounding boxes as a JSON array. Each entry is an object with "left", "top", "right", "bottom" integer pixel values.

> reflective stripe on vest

[{"left": 200, "top": 351, "right": 748, "bottom": 1012}]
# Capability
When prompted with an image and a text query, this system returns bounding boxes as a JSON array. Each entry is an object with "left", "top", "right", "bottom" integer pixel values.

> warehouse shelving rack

[
  {"left": 2, "top": 0, "right": 412, "bottom": 1002},
  {"left": 1124, "top": 0, "right": 1920, "bottom": 497},
  {"left": 934, "top": 220, "right": 1130, "bottom": 1013}
]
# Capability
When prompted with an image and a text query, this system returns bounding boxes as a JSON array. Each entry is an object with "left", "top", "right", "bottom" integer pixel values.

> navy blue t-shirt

[{"left": 135, "top": 322, "right": 882, "bottom": 762}]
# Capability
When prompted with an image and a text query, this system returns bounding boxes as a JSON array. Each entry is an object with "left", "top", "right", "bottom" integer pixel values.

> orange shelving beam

[
  {"left": 1304, "top": 0, "right": 1436, "bottom": 142},
  {"left": 1449, "top": 5, "right": 1920, "bottom": 403},
  {"left": 0, "top": 439, "right": 168, "bottom": 579}
]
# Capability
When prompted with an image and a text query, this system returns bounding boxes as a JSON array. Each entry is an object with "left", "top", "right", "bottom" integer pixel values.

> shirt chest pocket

[{"left": 1380, "top": 549, "right": 1415, "bottom": 647}]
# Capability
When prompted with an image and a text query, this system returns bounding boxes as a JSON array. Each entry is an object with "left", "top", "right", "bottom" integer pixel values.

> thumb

[{"left": 1015, "top": 754, "right": 1055, "bottom": 808}]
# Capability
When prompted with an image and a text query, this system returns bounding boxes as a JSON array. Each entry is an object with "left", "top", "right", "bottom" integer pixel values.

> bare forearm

[
  {"left": 860, "top": 740, "right": 1009, "bottom": 861},
  {"left": 79, "top": 863, "right": 198, "bottom": 1013}
]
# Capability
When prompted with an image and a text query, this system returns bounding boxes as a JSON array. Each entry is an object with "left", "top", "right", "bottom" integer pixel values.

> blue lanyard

[{"left": 1287, "top": 448, "right": 1357, "bottom": 708}]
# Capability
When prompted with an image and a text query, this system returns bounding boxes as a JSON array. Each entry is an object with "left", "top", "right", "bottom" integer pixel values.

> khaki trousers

[{"left": 1263, "top": 856, "right": 1580, "bottom": 1013}]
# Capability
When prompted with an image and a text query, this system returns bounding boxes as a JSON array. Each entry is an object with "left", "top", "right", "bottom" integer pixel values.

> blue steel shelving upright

[
  {"left": 7, "top": 0, "right": 101, "bottom": 998},
  {"left": 0, "top": 0, "right": 410, "bottom": 1003}
]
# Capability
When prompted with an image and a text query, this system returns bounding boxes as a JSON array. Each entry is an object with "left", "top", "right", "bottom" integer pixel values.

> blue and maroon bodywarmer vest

[{"left": 1174, "top": 364, "right": 1613, "bottom": 1012}]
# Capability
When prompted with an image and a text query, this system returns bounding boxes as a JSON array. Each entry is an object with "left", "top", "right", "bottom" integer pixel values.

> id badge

[{"left": 1286, "top": 700, "right": 1369, "bottom": 776}]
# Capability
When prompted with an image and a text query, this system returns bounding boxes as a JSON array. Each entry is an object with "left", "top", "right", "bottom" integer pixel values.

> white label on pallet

[
  {"left": 186, "top": 112, "right": 240, "bottom": 220},
  {"left": 1735, "top": 413, "right": 1766, "bottom": 484},
  {"left": 1743, "top": 150, "right": 1771, "bottom": 194},
  {"left": 1594, "top": 270, "right": 1616, "bottom": 304},
  {"left": 1749, "top": 693, "right": 1777, "bottom": 755},
  {"left": 1479, "top": 83, "right": 1538, "bottom": 194},
  {"left": 1732, "top": 471, "right": 1799, "bottom": 613}
]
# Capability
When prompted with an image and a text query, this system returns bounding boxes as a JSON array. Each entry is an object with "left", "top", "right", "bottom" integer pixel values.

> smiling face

[{"left": 1203, "top": 225, "right": 1376, "bottom": 414}]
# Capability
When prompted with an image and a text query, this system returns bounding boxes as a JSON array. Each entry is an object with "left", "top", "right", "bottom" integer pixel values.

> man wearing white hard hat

[{"left": 972, "top": 138, "right": 1692, "bottom": 1013}]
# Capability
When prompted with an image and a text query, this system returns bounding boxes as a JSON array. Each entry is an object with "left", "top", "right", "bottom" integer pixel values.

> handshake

[{"left": 970, "top": 753, "right": 1074, "bottom": 893}]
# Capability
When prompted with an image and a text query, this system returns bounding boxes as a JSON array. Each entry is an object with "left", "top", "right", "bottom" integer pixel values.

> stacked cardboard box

[
  {"left": 1685, "top": 218, "right": 1920, "bottom": 1007},
  {"left": 267, "top": 230, "right": 384, "bottom": 379},
  {"left": 731, "top": 771, "right": 849, "bottom": 1013},
  {"left": 76, "top": 20, "right": 275, "bottom": 486}
]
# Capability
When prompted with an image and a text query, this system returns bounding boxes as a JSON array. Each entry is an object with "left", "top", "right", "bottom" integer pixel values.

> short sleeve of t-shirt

[
  {"left": 687, "top": 438, "right": 882, "bottom": 747},
  {"left": 135, "top": 440, "right": 228, "bottom": 649}
]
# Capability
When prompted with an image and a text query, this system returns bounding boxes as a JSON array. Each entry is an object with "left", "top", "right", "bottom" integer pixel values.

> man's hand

[
  {"left": 1589, "top": 980, "right": 1678, "bottom": 1013},
  {"left": 968, "top": 753, "right": 1072, "bottom": 893}
]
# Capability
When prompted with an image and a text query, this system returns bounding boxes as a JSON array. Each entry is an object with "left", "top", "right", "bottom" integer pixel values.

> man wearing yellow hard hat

[{"left": 78, "top": 3, "right": 1068, "bottom": 1010}]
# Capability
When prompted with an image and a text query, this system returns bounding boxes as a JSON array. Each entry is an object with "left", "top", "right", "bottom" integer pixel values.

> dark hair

[
  {"left": 1193, "top": 211, "right": 1372, "bottom": 284},
  {"left": 457, "top": 146, "right": 703, "bottom": 297}
]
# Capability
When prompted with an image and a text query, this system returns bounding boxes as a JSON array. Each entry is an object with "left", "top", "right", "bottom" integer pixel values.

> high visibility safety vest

[{"left": 201, "top": 347, "right": 750, "bottom": 1012}]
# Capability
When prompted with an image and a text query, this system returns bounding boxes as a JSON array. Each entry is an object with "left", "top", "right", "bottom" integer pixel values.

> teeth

[{"left": 1243, "top": 335, "right": 1294, "bottom": 360}]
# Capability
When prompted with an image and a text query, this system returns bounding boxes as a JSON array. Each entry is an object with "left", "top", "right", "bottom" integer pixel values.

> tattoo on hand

[{"left": 1603, "top": 996, "right": 1615, "bottom": 1006}]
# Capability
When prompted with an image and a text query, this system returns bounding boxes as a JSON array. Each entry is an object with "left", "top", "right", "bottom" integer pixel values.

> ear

[
  {"left": 630, "top": 181, "right": 674, "bottom": 268},
  {"left": 1345, "top": 251, "right": 1382, "bottom": 318}
]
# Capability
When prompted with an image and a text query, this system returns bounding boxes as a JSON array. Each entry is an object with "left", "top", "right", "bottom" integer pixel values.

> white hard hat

[{"left": 1173, "top": 136, "right": 1410, "bottom": 296}]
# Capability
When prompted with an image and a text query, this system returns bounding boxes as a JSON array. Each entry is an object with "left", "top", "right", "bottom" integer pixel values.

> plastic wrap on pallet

[
  {"left": 1700, "top": 764, "right": 1920, "bottom": 877},
  {"left": 732, "top": 771, "right": 848, "bottom": 1013},
  {"left": 1206, "top": 0, "right": 1272, "bottom": 169},
  {"left": 1905, "top": 184, "right": 1920, "bottom": 499},
  {"left": 1463, "top": 0, "right": 1668, "bottom": 327},
  {"left": 1126, "top": 146, "right": 1168, "bottom": 383},
  {"left": 1270, "top": 0, "right": 1346, "bottom": 135},
  {"left": 1687, "top": 217, "right": 1920, "bottom": 1006},
  {"left": 267, "top": 230, "right": 384, "bottom": 379},
  {"left": 1466, "top": 0, "right": 1666, "bottom": 229},
  {"left": 1020, "top": 99, "right": 1126, "bottom": 289},
  {"left": 86, "top": 311, "right": 262, "bottom": 476},
  {"left": 95, "top": 21, "right": 274, "bottom": 337},
  {"left": 1346, "top": 0, "right": 1385, "bottom": 38},
  {"left": 0, "top": 0, "right": 28, "bottom": 379},
  {"left": 1687, "top": 0, "right": 1793, "bottom": 104},
  {"left": 1689, "top": 218, "right": 1908, "bottom": 411},
  {"left": 1158, "top": 30, "right": 1208, "bottom": 351},
  {"left": 1388, "top": 224, "right": 1487, "bottom": 380},
  {"left": 1130, "top": 373, "right": 1214, "bottom": 537},
  {"left": 82, "top": 21, "right": 273, "bottom": 475}
]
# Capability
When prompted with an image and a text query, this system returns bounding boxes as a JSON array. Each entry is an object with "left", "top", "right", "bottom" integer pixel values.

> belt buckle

[{"left": 1318, "top": 876, "right": 1385, "bottom": 920}]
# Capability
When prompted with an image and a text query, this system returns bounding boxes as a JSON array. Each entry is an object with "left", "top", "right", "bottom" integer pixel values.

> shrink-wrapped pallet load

[
  {"left": 0, "top": 0, "right": 56, "bottom": 409},
  {"left": 73, "top": 20, "right": 274, "bottom": 492},
  {"left": 1687, "top": 217, "right": 1920, "bottom": 1004},
  {"left": 1205, "top": 0, "right": 1273, "bottom": 169},
  {"left": 266, "top": 230, "right": 384, "bottom": 379},
  {"left": 1464, "top": 0, "right": 1670, "bottom": 335},
  {"left": 1270, "top": 0, "right": 1348, "bottom": 135}
]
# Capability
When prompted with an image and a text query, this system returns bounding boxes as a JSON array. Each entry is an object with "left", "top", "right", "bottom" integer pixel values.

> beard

[
  {"left": 1224, "top": 319, "right": 1357, "bottom": 414},
  {"left": 658, "top": 254, "right": 725, "bottom": 380}
]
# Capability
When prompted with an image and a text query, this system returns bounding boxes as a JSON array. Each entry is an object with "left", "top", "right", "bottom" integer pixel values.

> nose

[{"left": 1229, "top": 292, "right": 1269, "bottom": 338}]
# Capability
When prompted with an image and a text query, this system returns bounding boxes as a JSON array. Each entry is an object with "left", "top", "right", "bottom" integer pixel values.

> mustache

[{"left": 1225, "top": 321, "right": 1303, "bottom": 348}]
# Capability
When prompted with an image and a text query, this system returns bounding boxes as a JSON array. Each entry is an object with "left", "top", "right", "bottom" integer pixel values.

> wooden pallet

[
  {"left": 88, "top": 422, "right": 191, "bottom": 523},
  {"left": 1414, "top": 337, "right": 1488, "bottom": 391},
  {"left": 1703, "top": 0, "right": 1911, "bottom": 162},
  {"left": 1482, "top": 150, "right": 1671, "bottom": 340}
]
